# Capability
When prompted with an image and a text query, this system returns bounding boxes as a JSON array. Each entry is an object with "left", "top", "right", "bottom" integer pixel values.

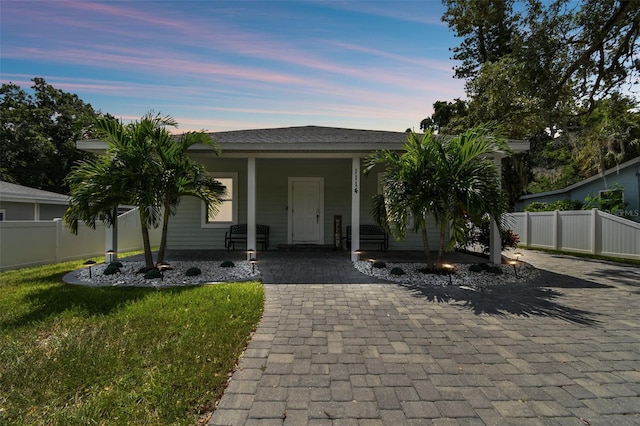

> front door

[{"left": 289, "top": 177, "right": 324, "bottom": 244}]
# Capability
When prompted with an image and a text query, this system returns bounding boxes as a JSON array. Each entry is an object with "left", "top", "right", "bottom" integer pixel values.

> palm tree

[
  {"left": 66, "top": 111, "right": 227, "bottom": 269},
  {"left": 364, "top": 129, "right": 441, "bottom": 262},
  {"left": 429, "top": 125, "right": 509, "bottom": 264},
  {"left": 64, "top": 153, "right": 126, "bottom": 235},
  {"left": 154, "top": 130, "right": 226, "bottom": 264},
  {"left": 365, "top": 124, "right": 509, "bottom": 267},
  {"left": 92, "top": 113, "right": 170, "bottom": 269}
]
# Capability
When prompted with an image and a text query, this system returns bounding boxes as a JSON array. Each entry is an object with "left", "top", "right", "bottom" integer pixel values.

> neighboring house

[
  {"left": 0, "top": 180, "right": 69, "bottom": 221},
  {"left": 516, "top": 156, "right": 640, "bottom": 219},
  {"left": 78, "top": 125, "right": 530, "bottom": 262}
]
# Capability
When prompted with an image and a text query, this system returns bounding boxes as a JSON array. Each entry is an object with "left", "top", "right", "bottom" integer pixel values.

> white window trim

[
  {"left": 0, "top": 209, "right": 5, "bottom": 221},
  {"left": 201, "top": 172, "right": 238, "bottom": 228}
]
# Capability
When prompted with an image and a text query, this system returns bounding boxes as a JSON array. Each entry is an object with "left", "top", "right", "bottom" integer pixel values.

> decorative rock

[
  {"left": 353, "top": 260, "right": 539, "bottom": 287},
  {"left": 73, "top": 260, "right": 260, "bottom": 287}
]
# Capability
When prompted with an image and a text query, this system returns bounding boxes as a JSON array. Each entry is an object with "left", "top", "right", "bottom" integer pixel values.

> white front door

[{"left": 289, "top": 177, "right": 324, "bottom": 244}]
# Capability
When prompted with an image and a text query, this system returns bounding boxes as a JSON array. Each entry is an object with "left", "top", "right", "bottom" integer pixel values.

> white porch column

[
  {"left": 489, "top": 156, "right": 502, "bottom": 264},
  {"left": 247, "top": 157, "right": 257, "bottom": 260},
  {"left": 351, "top": 157, "right": 361, "bottom": 262}
]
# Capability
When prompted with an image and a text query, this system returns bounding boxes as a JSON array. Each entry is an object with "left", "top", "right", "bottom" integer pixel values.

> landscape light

[
  {"left": 509, "top": 260, "right": 519, "bottom": 279},
  {"left": 84, "top": 260, "right": 96, "bottom": 278},
  {"left": 442, "top": 263, "right": 455, "bottom": 285}
]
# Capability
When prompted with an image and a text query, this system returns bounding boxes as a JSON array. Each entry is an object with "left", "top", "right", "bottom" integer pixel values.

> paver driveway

[{"left": 209, "top": 250, "right": 640, "bottom": 425}]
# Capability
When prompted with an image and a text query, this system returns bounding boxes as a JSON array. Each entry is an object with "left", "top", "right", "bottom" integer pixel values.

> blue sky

[{"left": 1, "top": 1, "right": 466, "bottom": 133}]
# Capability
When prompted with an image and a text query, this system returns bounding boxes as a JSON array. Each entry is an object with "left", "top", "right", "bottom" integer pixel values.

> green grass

[{"left": 0, "top": 255, "right": 264, "bottom": 425}]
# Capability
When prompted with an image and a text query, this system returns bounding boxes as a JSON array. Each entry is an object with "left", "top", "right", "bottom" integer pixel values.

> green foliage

[
  {"left": 438, "top": 1, "right": 639, "bottom": 201},
  {"left": 185, "top": 266, "right": 202, "bottom": 276},
  {"left": 219, "top": 260, "right": 235, "bottom": 268},
  {"left": 524, "top": 202, "right": 548, "bottom": 212},
  {"left": 524, "top": 199, "right": 583, "bottom": 212},
  {"left": 583, "top": 183, "right": 629, "bottom": 213},
  {"left": 65, "top": 111, "right": 226, "bottom": 268},
  {"left": 0, "top": 259, "right": 263, "bottom": 425},
  {"left": 365, "top": 125, "right": 510, "bottom": 266},
  {"left": 372, "top": 261, "right": 386, "bottom": 269},
  {"left": 0, "top": 78, "right": 100, "bottom": 193},
  {"left": 460, "top": 218, "right": 520, "bottom": 254},
  {"left": 109, "top": 261, "right": 123, "bottom": 268}
]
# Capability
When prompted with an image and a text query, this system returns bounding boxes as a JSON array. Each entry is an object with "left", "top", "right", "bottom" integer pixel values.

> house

[
  {"left": 0, "top": 180, "right": 70, "bottom": 221},
  {"left": 516, "top": 156, "right": 640, "bottom": 219},
  {"left": 78, "top": 125, "right": 530, "bottom": 263}
]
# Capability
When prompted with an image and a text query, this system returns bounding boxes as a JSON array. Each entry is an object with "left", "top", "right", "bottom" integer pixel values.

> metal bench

[
  {"left": 224, "top": 224, "right": 270, "bottom": 251},
  {"left": 346, "top": 224, "right": 389, "bottom": 251}
]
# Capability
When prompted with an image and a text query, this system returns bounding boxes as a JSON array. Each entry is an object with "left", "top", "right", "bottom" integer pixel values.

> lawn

[{"left": 0, "top": 255, "right": 264, "bottom": 425}]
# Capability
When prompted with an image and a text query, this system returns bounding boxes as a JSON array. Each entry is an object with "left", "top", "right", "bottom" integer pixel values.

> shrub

[
  {"left": 144, "top": 268, "right": 162, "bottom": 279},
  {"left": 219, "top": 260, "right": 235, "bottom": 268},
  {"left": 103, "top": 264, "right": 120, "bottom": 275},
  {"left": 372, "top": 261, "right": 386, "bottom": 269},
  {"left": 185, "top": 267, "right": 202, "bottom": 276},
  {"left": 524, "top": 199, "right": 582, "bottom": 212},
  {"left": 524, "top": 201, "right": 549, "bottom": 212},
  {"left": 109, "top": 261, "right": 124, "bottom": 268},
  {"left": 460, "top": 218, "right": 520, "bottom": 254},
  {"left": 390, "top": 267, "right": 405, "bottom": 276}
]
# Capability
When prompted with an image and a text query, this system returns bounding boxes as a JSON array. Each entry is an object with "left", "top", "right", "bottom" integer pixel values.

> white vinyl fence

[
  {"left": 505, "top": 209, "right": 640, "bottom": 260},
  {"left": 0, "top": 208, "right": 162, "bottom": 271}
]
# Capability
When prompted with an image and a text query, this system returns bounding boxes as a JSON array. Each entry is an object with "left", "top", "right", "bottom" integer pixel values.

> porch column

[
  {"left": 489, "top": 156, "right": 502, "bottom": 264},
  {"left": 247, "top": 157, "right": 257, "bottom": 260},
  {"left": 351, "top": 157, "right": 361, "bottom": 262}
]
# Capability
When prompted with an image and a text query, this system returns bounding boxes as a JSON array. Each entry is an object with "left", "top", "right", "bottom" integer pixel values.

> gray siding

[
  {"left": 40, "top": 204, "right": 68, "bottom": 220},
  {"left": 0, "top": 201, "right": 34, "bottom": 220},
  {"left": 167, "top": 157, "right": 439, "bottom": 251},
  {"left": 517, "top": 159, "right": 640, "bottom": 216}
]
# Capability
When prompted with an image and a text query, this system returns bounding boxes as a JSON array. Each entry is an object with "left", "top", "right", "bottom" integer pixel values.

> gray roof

[
  {"left": 519, "top": 156, "right": 640, "bottom": 200},
  {"left": 194, "top": 126, "right": 409, "bottom": 153},
  {"left": 0, "top": 181, "right": 70, "bottom": 204},
  {"left": 78, "top": 125, "right": 530, "bottom": 155}
]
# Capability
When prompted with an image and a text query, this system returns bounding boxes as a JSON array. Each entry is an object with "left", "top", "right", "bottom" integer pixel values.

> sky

[{"left": 1, "top": 0, "right": 466, "bottom": 134}]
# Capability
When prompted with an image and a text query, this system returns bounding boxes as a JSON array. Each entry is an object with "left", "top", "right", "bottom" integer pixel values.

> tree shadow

[
  {"left": 2, "top": 283, "right": 197, "bottom": 329},
  {"left": 397, "top": 270, "right": 609, "bottom": 326},
  {"left": 582, "top": 267, "right": 640, "bottom": 287}
]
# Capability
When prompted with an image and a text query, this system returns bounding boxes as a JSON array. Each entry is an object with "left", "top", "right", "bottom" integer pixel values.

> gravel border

[
  {"left": 353, "top": 260, "right": 540, "bottom": 288},
  {"left": 64, "top": 258, "right": 539, "bottom": 288},
  {"left": 63, "top": 260, "right": 260, "bottom": 288}
]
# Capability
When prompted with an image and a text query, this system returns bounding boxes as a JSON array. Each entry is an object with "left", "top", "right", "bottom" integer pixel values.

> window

[
  {"left": 201, "top": 173, "right": 238, "bottom": 227},
  {"left": 0, "top": 209, "right": 5, "bottom": 221}
]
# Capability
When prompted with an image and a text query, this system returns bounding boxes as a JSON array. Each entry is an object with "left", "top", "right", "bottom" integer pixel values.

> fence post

[
  {"left": 54, "top": 218, "right": 62, "bottom": 264},
  {"left": 523, "top": 211, "right": 529, "bottom": 246},
  {"left": 553, "top": 210, "right": 560, "bottom": 250},
  {"left": 591, "top": 208, "right": 598, "bottom": 255}
]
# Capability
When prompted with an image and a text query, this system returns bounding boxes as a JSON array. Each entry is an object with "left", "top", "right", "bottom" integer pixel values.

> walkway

[{"left": 209, "top": 249, "right": 640, "bottom": 425}]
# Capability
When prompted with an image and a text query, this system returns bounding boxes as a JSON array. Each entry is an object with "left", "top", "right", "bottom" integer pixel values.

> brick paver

[{"left": 209, "top": 250, "right": 640, "bottom": 425}]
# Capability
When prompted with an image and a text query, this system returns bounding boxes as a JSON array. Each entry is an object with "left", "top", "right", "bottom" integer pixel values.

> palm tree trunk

[
  {"left": 139, "top": 209, "right": 155, "bottom": 269},
  {"left": 420, "top": 223, "right": 430, "bottom": 263},
  {"left": 437, "top": 220, "right": 447, "bottom": 267},
  {"left": 157, "top": 202, "right": 171, "bottom": 264}
]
